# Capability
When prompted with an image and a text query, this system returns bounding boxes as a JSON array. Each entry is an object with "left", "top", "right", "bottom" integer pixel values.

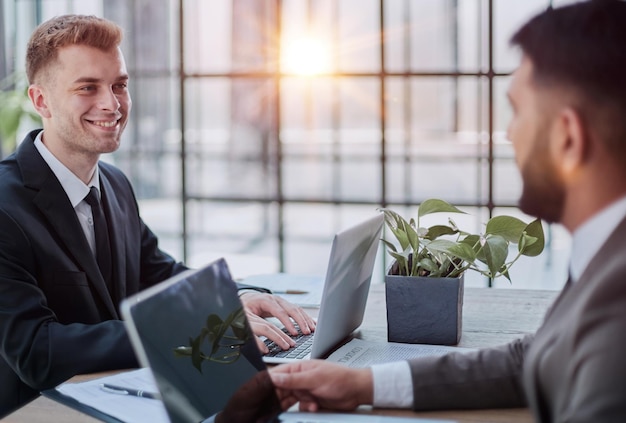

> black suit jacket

[
  {"left": 0, "top": 130, "right": 187, "bottom": 416},
  {"left": 408, "top": 214, "right": 626, "bottom": 422}
]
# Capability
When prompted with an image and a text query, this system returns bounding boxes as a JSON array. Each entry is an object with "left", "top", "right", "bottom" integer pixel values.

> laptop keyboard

[{"left": 264, "top": 324, "right": 314, "bottom": 359}]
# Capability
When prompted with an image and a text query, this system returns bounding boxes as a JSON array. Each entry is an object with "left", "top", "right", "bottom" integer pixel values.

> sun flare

[{"left": 281, "top": 37, "right": 332, "bottom": 76}]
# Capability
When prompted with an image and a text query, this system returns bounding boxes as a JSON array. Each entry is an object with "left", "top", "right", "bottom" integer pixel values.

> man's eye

[
  {"left": 80, "top": 86, "right": 96, "bottom": 92},
  {"left": 113, "top": 84, "right": 128, "bottom": 94}
]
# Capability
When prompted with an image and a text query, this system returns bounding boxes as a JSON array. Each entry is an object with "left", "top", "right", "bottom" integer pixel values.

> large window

[{"left": 1, "top": 0, "right": 573, "bottom": 288}]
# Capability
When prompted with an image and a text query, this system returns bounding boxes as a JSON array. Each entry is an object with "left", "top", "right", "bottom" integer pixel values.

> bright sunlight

[{"left": 281, "top": 37, "right": 333, "bottom": 76}]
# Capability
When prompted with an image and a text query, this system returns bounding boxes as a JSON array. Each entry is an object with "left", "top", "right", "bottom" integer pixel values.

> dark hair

[
  {"left": 26, "top": 14, "right": 123, "bottom": 84},
  {"left": 511, "top": 0, "right": 626, "bottom": 158}
]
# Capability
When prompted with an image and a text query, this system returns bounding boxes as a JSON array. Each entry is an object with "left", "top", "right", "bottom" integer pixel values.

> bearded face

[
  {"left": 517, "top": 122, "right": 566, "bottom": 223},
  {"left": 507, "top": 57, "right": 566, "bottom": 224}
]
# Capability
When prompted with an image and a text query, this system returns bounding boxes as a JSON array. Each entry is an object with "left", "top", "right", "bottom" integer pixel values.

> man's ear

[
  {"left": 551, "top": 107, "right": 586, "bottom": 176},
  {"left": 28, "top": 84, "right": 52, "bottom": 119}
]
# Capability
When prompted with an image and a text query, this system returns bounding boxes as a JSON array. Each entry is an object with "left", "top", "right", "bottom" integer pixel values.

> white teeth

[{"left": 91, "top": 120, "right": 118, "bottom": 127}]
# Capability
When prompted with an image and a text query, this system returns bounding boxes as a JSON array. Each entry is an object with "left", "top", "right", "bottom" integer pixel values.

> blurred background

[{"left": 0, "top": 0, "right": 576, "bottom": 289}]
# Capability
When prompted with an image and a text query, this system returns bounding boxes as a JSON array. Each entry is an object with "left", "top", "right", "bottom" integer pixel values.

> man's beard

[{"left": 518, "top": 135, "right": 565, "bottom": 224}]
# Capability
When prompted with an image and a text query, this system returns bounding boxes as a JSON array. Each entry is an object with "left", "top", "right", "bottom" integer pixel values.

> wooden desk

[{"left": 4, "top": 286, "right": 558, "bottom": 423}]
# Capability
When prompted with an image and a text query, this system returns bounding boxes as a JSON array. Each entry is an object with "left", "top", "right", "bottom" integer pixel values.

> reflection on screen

[
  {"left": 130, "top": 260, "right": 281, "bottom": 423},
  {"left": 173, "top": 307, "right": 251, "bottom": 370}
]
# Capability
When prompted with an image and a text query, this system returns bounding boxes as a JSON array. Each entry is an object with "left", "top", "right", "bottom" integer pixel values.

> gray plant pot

[{"left": 385, "top": 273, "right": 464, "bottom": 345}]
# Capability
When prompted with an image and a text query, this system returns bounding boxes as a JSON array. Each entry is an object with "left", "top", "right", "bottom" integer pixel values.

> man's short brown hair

[
  {"left": 25, "top": 14, "right": 123, "bottom": 84},
  {"left": 510, "top": 0, "right": 626, "bottom": 162}
]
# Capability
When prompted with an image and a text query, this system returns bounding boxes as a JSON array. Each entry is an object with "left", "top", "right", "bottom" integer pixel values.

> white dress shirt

[
  {"left": 372, "top": 195, "right": 626, "bottom": 408},
  {"left": 568, "top": 195, "right": 626, "bottom": 283},
  {"left": 34, "top": 132, "right": 101, "bottom": 256}
]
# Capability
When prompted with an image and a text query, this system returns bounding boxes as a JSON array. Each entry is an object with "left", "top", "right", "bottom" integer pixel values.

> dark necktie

[{"left": 85, "top": 187, "right": 113, "bottom": 287}]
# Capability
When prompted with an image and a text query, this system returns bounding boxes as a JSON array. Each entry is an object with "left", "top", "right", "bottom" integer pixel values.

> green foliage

[
  {"left": 173, "top": 307, "right": 250, "bottom": 373},
  {"left": 380, "top": 199, "right": 545, "bottom": 282},
  {"left": 0, "top": 73, "right": 41, "bottom": 155}
]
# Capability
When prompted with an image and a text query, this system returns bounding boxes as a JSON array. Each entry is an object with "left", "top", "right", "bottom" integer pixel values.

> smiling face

[
  {"left": 29, "top": 44, "right": 131, "bottom": 174},
  {"left": 507, "top": 57, "right": 565, "bottom": 223}
]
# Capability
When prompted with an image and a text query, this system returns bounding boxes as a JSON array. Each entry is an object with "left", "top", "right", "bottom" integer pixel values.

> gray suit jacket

[{"left": 409, "top": 215, "right": 626, "bottom": 422}]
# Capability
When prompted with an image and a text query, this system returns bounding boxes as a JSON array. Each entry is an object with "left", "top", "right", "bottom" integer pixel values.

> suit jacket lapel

[
  {"left": 575, "top": 214, "right": 626, "bottom": 289},
  {"left": 524, "top": 272, "right": 578, "bottom": 421},
  {"left": 17, "top": 133, "right": 118, "bottom": 318},
  {"left": 530, "top": 214, "right": 626, "bottom": 361},
  {"left": 525, "top": 213, "right": 626, "bottom": 421},
  {"left": 537, "top": 214, "right": 626, "bottom": 325}
]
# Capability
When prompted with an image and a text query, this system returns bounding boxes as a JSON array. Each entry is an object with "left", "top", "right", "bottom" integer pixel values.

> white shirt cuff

[{"left": 371, "top": 361, "right": 414, "bottom": 408}]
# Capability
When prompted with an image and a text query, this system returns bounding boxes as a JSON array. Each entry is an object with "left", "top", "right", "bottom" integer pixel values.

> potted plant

[
  {"left": 0, "top": 72, "right": 41, "bottom": 158},
  {"left": 380, "top": 199, "right": 545, "bottom": 345}
]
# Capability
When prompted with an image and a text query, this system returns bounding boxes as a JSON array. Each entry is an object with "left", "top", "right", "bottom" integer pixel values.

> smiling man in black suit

[{"left": 0, "top": 14, "right": 315, "bottom": 417}]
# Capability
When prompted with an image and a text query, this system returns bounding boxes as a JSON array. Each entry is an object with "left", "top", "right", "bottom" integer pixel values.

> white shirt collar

[
  {"left": 33, "top": 131, "right": 100, "bottom": 206},
  {"left": 570, "top": 195, "right": 626, "bottom": 283}
]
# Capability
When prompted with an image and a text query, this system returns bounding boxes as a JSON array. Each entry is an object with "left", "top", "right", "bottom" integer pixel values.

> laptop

[
  {"left": 262, "top": 214, "right": 384, "bottom": 364},
  {"left": 120, "top": 258, "right": 452, "bottom": 423}
]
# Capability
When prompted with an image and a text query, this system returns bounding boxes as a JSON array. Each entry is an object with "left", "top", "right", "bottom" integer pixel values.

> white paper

[
  {"left": 239, "top": 273, "right": 324, "bottom": 307},
  {"left": 326, "top": 338, "right": 475, "bottom": 368},
  {"left": 280, "top": 411, "right": 452, "bottom": 422},
  {"left": 55, "top": 367, "right": 169, "bottom": 423}
]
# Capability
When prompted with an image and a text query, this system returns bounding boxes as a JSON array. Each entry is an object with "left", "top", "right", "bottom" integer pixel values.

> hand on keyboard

[
  {"left": 239, "top": 291, "right": 316, "bottom": 353},
  {"left": 264, "top": 324, "right": 315, "bottom": 359}
]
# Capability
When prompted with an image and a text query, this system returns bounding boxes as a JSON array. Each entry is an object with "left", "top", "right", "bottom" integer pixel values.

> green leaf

[
  {"left": 389, "top": 225, "right": 410, "bottom": 250},
  {"left": 460, "top": 234, "right": 480, "bottom": 247},
  {"left": 229, "top": 308, "right": 249, "bottom": 340},
  {"left": 460, "top": 234, "right": 482, "bottom": 258},
  {"left": 380, "top": 208, "right": 403, "bottom": 232},
  {"left": 485, "top": 215, "right": 527, "bottom": 243},
  {"left": 518, "top": 231, "right": 528, "bottom": 253},
  {"left": 402, "top": 218, "right": 419, "bottom": 251},
  {"left": 501, "top": 268, "right": 512, "bottom": 283},
  {"left": 418, "top": 199, "right": 467, "bottom": 218},
  {"left": 380, "top": 239, "right": 398, "bottom": 253},
  {"left": 206, "top": 314, "right": 230, "bottom": 356},
  {"left": 380, "top": 208, "right": 420, "bottom": 254},
  {"left": 424, "top": 224, "right": 458, "bottom": 241},
  {"left": 417, "top": 257, "right": 440, "bottom": 275},
  {"left": 424, "top": 239, "right": 474, "bottom": 265},
  {"left": 482, "top": 235, "right": 509, "bottom": 277},
  {"left": 381, "top": 209, "right": 414, "bottom": 251},
  {"left": 191, "top": 335, "right": 203, "bottom": 373},
  {"left": 206, "top": 314, "right": 223, "bottom": 329},
  {"left": 205, "top": 314, "right": 223, "bottom": 343},
  {"left": 447, "top": 242, "right": 477, "bottom": 263},
  {"left": 389, "top": 250, "right": 410, "bottom": 275},
  {"left": 519, "top": 219, "right": 545, "bottom": 257},
  {"left": 0, "top": 103, "right": 21, "bottom": 141},
  {"left": 424, "top": 239, "right": 458, "bottom": 253},
  {"left": 389, "top": 248, "right": 411, "bottom": 261}
]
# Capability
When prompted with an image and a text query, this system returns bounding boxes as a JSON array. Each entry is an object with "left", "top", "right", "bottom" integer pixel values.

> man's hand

[
  {"left": 240, "top": 292, "right": 316, "bottom": 353},
  {"left": 269, "top": 360, "right": 373, "bottom": 412}
]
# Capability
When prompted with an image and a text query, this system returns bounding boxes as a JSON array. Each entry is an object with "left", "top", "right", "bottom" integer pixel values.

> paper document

[
  {"left": 326, "top": 338, "right": 475, "bottom": 368},
  {"left": 239, "top": 273, "right": 324, "bottom": 307},
  {"left": 280, "top": 411, "right": 455, "bottom": 422},
  {"left": 51, "top": 367, "right": 169, "bottom": 423}
]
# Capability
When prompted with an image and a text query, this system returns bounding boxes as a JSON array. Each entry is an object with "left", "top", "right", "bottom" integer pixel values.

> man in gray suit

[{"left": 271, "top": 1, "right": 626, "bottom": 421}]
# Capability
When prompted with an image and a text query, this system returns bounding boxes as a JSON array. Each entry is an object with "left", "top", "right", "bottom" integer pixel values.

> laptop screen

[{"left": 121, "top": 259, "right": 282, "bottom": 423}]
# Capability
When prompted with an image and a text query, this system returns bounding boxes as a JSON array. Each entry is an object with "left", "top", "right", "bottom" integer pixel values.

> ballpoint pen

[
  {"left": 100, "top": 383, "right": 161, "bottom": 400},
  {"left": 270, "top": 289, "right": 309, "bottom": 295}
]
